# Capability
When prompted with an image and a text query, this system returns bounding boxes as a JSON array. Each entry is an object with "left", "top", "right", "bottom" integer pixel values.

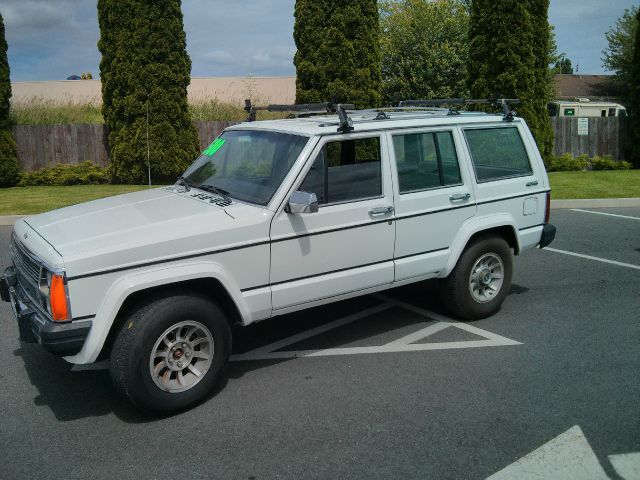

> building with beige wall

[{"left": 11, "top": 76, "right": 296, "bottom": 105}]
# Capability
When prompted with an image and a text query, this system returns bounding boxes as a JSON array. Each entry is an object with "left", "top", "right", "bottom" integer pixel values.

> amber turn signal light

[{"left": 49, "top": 274, "right": 69, "bottom": 321}]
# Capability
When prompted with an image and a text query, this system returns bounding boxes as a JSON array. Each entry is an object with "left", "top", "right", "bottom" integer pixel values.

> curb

[
  {"left": 0, "top": 215, "right": 26, "bottom": 226},
  {"left": 0, "top": 198, "right": 638, "bottom": 226},
  {"left": 551, "top": 197, "right": 640, "bottom": 209}
]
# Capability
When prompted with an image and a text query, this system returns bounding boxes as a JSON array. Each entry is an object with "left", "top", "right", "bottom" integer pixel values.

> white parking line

[
  {"left": 570, "top": 208, "right": 640, "bottom": 221},
  {"left": 544, "top": 247, "right": 640, "bottom": 271}
]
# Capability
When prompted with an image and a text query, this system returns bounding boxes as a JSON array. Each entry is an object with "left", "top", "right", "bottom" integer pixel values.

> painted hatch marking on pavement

[
  {"left": 230, "top": 294, "right": 522, "bottom": 362},
  {"left": 608, "top": 452, "right": 640, "bottom": 480},
  {"left": 570, "top": 208, "right": 640, "bottom": 221},
  {"left": 544, "top": 247, "right": 640, "bottom": 271},
  {"left": 487, "top": 425, "right": 640, "bottom": 480},
  {"left": 71, "top": 297, "right": 522, "bottom": 369},
  {"left": 486, "top": 425, "right": 610, "bottom": 480}
]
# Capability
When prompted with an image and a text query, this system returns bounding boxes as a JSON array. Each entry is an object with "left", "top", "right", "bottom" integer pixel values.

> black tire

[
  {"left": 110, "top": 291, "right": 231, "bottom": 413},
  {"left": 439, "top": 236, "right": 513, "bottom": 320}
]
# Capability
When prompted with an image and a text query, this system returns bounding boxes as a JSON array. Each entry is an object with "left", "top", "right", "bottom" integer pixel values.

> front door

[{"left": 269, "top": 133, "right": 395, "bottom": 312}]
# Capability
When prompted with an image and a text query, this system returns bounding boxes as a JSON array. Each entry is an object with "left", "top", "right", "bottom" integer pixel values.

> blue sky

[{"left": 2, "top": 0, "right": 638, "bottom": 82}]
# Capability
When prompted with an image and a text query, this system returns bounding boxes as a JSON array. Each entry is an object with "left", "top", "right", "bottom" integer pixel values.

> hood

[{"left": 24, "top": 187, "right": 270, "bottom": 277}]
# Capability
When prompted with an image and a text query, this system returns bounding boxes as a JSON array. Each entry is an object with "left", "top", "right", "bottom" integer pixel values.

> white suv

[{"left": 1, "top": 101, "right": 556, "bottom": 412}]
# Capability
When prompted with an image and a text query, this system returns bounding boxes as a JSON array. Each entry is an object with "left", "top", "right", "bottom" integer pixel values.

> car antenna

[{"left": 146, "top": 97, "right": 152, "bottom": 188}]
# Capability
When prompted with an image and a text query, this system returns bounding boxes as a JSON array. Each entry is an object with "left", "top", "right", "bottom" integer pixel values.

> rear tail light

[{"left": 544, "top": 191, "right": 551, "bottom": 224}]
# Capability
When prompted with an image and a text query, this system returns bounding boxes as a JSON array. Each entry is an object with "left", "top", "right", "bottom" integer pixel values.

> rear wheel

[
  {"left": 110, "top": 292, "right": 231, "bottom": 413},
  {"left": 439, "top": 236, "right": 513, "bottom": 320}
]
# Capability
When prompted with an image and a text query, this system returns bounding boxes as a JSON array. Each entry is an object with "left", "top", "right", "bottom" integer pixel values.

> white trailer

[{"left": 549, "top": 99, "right": 627, "bottom": 117}]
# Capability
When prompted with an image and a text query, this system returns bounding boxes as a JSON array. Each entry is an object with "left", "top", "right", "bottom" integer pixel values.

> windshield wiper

[
  {"left": 197, "top": 184, "right": 232, "bottom": 203},
  {"left": 175, "top": 176, "right": 192, "bottom": 191}
]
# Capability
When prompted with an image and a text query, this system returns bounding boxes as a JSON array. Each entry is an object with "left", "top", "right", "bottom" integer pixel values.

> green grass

[
  {"left": 0, "top": 185, "right": 153, "bottom": 215},
  {"left": 548, "top": 170, "right": 640, "bottom": 199},
  {"left": 1, "top": 171, "right": 637, "bottom": 216}
]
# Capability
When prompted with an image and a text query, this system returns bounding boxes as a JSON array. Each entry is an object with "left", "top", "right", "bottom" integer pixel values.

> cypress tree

[
  {"left": 98, "top": 0, "right": 199, "bottom": 184},
  {"left": 294, "top": 0, "right": 382, "bottom": 108},
  {"left": 468, "top": 0, "right": 554, "bottom": 161},
  {"left": 527, "top": 0, "right": 554, "bottom": 160},
  {"left": 0, "top": 12, "right": 20, "bottom": 187},
  {"left": 628, "top": 9, "right": 640, "bottom": 167}
]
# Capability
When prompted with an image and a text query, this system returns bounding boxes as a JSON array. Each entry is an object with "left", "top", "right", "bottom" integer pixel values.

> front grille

[
  {"left": 10, "top": 234, "right": 45, "bottom": 309},
  {"left": 11, "top": 234, "right": 42, "bottom": 285}
]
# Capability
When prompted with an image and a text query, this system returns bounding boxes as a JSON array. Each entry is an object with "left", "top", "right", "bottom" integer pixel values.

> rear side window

[
  {"left": 464, "top": 128, "right": 532, "bottom": 182},
  {"left": 392, "top": 131, "right": 462, "bottom": 193},
  {"left": 299, "top": 137, "right": 381, "bottom": 204}
]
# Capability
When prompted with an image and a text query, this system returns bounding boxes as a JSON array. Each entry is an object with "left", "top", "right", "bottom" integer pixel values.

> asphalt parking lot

[{"left": 0, "top": 207, "right": 638, "bottom": 480}]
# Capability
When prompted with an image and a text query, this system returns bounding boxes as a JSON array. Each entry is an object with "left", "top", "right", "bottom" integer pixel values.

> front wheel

[
  {"left": 439, "top": 236, "right": 513, "bottom": 320},
  {"left": 110, "top": 292, "right": 231, "bottom": 413}
]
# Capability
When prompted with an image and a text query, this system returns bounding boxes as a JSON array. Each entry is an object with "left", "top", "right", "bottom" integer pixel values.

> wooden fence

[
  {"left": 12, "top": 121, "right": 238, "bottom": 172},
  {"left": 551, "top": 117, "right": 627, "bottom": 160},
  {"left": 11, "top": 118, "right": 628, "bottom": 171}
]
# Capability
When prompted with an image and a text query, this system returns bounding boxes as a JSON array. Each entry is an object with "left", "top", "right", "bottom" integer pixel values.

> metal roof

[{"left": 228, "top": 110, "right": 520, "bottom": 136}]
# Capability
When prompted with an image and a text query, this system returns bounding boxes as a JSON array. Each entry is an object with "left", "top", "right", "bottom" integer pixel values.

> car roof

[{"left": 227, "top": 110, "right": 522, "bottom": 137}]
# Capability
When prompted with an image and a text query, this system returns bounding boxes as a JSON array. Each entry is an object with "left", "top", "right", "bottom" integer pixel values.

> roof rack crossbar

[
  {"left": 398, "top": 98, "right": 521, "bottom": 121},
  {"left": 244, "top": 99, "right": 350, "bottom": 121}
]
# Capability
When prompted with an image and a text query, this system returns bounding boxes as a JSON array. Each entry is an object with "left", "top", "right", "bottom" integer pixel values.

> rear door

[
  {"left": 462, "top": 123, "right": 548, "bottom": 235},
  {"left": 389, "top": 127, "right": 476, "bottom": 281}
]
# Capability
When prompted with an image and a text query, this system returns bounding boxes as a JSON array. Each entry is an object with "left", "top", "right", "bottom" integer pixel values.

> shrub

[
  {"left": 18, "top": 161, "right": 109, "bottom": 186},
  {"left": 546, "top": 153, "right": 588, "bottom": 171},
  {"left": 547, "top": 153, "right": 633, "bottom": 171},
  {"left": 590, "top": 155, "right": 632, "bottom": 170}
]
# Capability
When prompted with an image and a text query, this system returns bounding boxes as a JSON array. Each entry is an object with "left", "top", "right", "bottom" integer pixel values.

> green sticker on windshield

[{"left": 203, "top": 138, "right": 226, "bottom": 156}]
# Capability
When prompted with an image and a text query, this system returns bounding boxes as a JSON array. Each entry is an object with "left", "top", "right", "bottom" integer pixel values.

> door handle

[
  {"left": 526, "top": 180, "right": 539, "bottom": 187},
  {"left": 449, "top": 192, "right": 471, "bottom": 202},
  {"left": 369, "top": 206, "right": 394, "bottom": 217}
]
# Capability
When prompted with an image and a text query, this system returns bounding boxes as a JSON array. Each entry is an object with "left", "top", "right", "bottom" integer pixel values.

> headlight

[{"left": 39, "top": 270, "right": 71, "bottom": 322}]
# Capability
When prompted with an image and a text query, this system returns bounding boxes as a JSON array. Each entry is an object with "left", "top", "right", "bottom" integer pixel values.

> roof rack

[
  {"left": 398, "top": 98, "right": 521, "bottom": 121},
  {"left": 244, "top": 99, "right": 356, "bottom": 132}
]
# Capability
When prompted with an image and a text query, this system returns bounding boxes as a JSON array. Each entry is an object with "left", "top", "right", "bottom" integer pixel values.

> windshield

[{"left": 182, "top": 130, "right": 309, "bottom": 206}]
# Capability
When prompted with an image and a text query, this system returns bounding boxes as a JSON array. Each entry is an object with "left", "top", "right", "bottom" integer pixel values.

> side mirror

[{"left": 287, "top": 191, "right": 319, "bottom": 214}]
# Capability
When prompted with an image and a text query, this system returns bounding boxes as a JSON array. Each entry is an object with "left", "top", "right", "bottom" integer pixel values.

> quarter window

[
  {"left": 392, "top": 131, "right": 462, "bottom": 193},
  {"left": 464, "top": 127, "right": 532, "bottom": 182},
  {"left": 299, "top": 137, "right": 381, "bottom": 204}
]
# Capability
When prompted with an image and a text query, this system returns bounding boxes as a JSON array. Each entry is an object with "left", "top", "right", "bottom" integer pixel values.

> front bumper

[{"left": 1, "top": 268, "right": 91, "bottom": 356}]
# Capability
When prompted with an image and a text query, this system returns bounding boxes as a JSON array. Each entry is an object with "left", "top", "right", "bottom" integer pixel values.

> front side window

[
  {"left": 183, "top": 130, "right": 309, "bottom": 205},
  {"left": 392, "top": 131, "right": 462, "bottom": 193},
  {"left": 464, "top": 127, "right": 532, "bottom": 182},
  {"left": 299, "top": 137, "right": 382, "bottom": 205}
]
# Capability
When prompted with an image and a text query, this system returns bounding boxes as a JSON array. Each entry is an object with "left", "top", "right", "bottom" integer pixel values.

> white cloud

[{"left": 3, "top": 0, "right": 637, "bottom": 81}]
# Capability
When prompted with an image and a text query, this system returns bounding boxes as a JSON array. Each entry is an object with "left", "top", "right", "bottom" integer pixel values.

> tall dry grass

[
  {"left": 11, "top": 98, "right": 104, "bottom": 125},
  {"left": 11, "top": 98, "right": 288, "bottom": 125}
]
